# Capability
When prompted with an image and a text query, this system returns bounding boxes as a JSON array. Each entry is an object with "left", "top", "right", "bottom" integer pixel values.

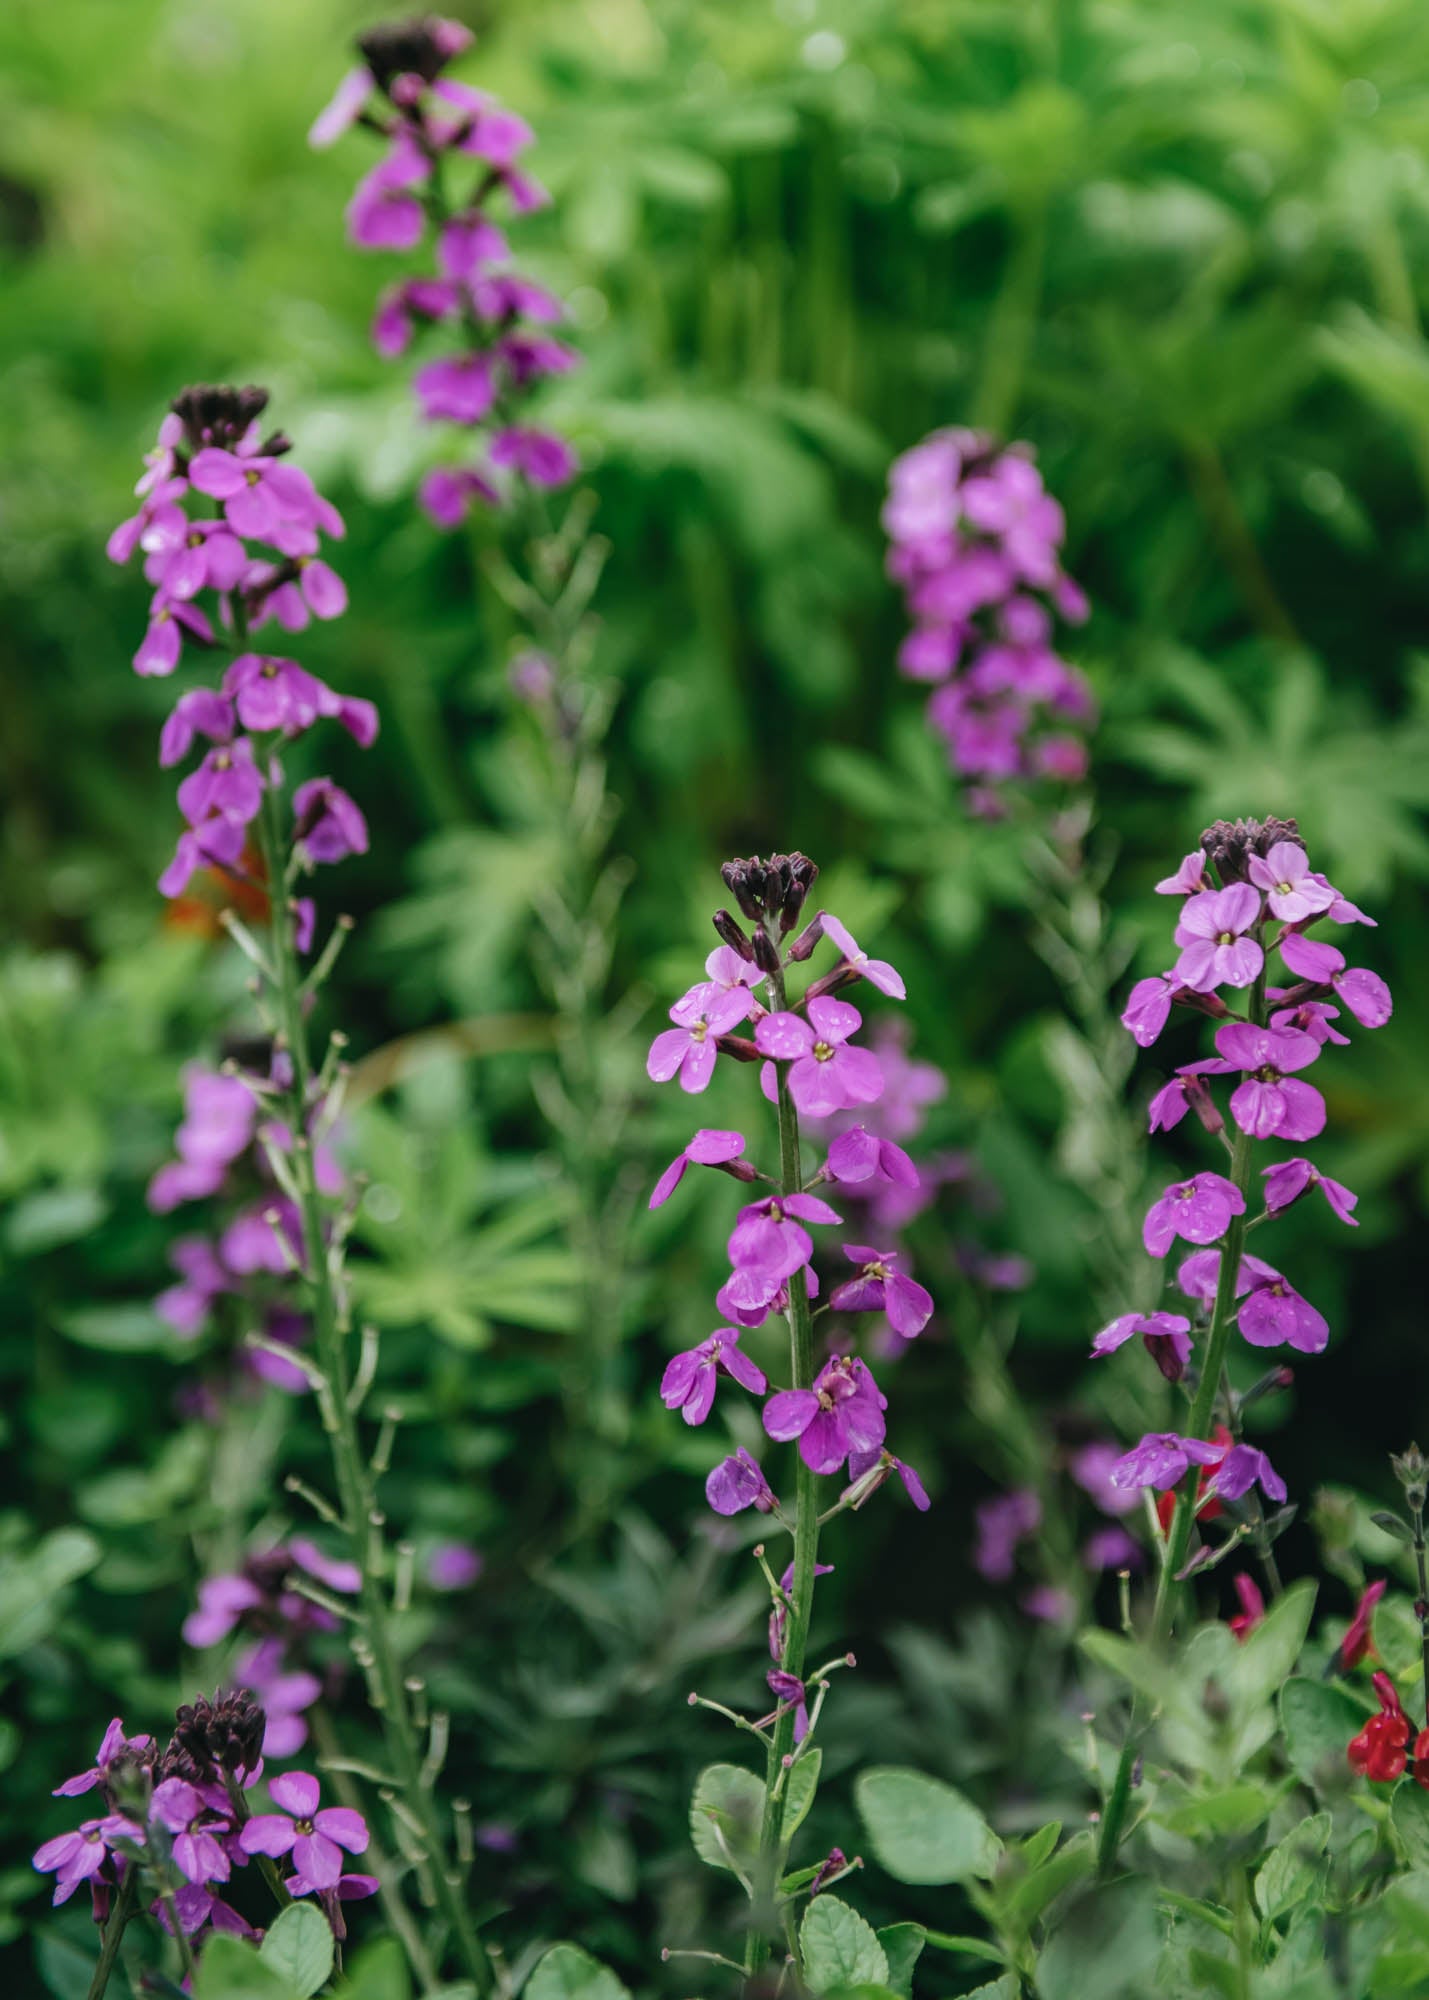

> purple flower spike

[
  {"left": 1238, "top": 1273, "right": 1329, "bottom": 1353},
  {"left": 762, "top": 1355, "right": 887, "bottom": 1476},
  {"left": 1208, "top": 1443, "right": 1287, "bottom": 1506},
  {"left": 1247, "top": 842, "right": 1335, "bottom": 923},
  {"left": 239, "top": 1772, "right": 368, "bottom": 1892},
  {"left": 825, "top": 1125, "right": 919, "bottom": 1190},
  {"left": 1172, "top": 883, "right": 1263, "bottom": 993},
  {"left": 1091, "top": 1309, "right": 1193, "bottom": 1383},
  {"left": 829, "top": 1245, "right": 933, "bottom": 1338},
  {"left": 1214, "top": 1022, "right": 1325, "bottom": 1141},
  {"left": 973, "top": 1487, "right": 1041, "bottom": 1581},
  {"left": 1143, "top": 1172, "right": 1246, "bottom": 1257},
  {"left": 754, "top": 996, "right": 884, "bottom": 1118},
  {"left": 647, "top": 986, "right": 752, "bottom": 1094},
  {"left": 818, "top": 914, "right": 906, "bottom": 1000},
  {"left": 1261, "top": 1157, "right": 1358, "bottom": 1225},
  {"left": 706, "top": 1448, "right": 776, "bottom": 1517},
  {"left": 660, "top": 1327, "right": 767, "bottom": 1425},
  {"left": 1109, "top": 1432, "right": 1223, "bottom": 1492},
  {"left": 1121, "top": 972, "right": 1179, "bottom": 1048},
  {"left": 649, "top": 1128, "right": 748, "bottom": 1209}
]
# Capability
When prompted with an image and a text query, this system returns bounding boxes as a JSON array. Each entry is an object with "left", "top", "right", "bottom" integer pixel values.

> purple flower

[
  {"left": 293, "top": 778, "right": 369, "bottom": 864},
  {"left": 309, "top": 65, "right": 374, "bottom": 149},
  {"left": 54, "top": 1719, "right": 155, "bottom": 1798},
  {"left": 973, "top": 1487, "right": 1040, "bottom": 1581},
  {"left": 1109, "top": 1432, "right": 1224, "bottom": 1492},
  {"left": 766, "top": 1669, "right": 812, "bottom": 1743},
  {"left": 155, "top": 1237, "right": 232, "bottom": 1335},
  {"left": 660, "top": 1327, "right": 767, "bottom": 1425},
  {"left": 414, "top": 353, "right": 497, "bottom": 424},
  {"left": 829, "top": 1245, "right": 933, "bottom": 1338},
  {"left": 726, "top": 1192, "right": 841, "bottom": 1303},
  {"left": 825, "top": 1125, "right": 919, "bottom": 1191},
  {"left": 346, "top": 137, "right": 431, "bottom": 250},
  {"left": 1173, "top": 883, "right": 1263, "bottom": 993},
  {"left": 160, "top": 690, "right": 235, "bottom": 768},
  {"left": 1068, "top": 1442, "right": 1140, "bottom": 1519},
  {"left": 177, "top": 738, "right": 265, "bottom": 828},
  {"left": 159, "top": 815, "right": 246, "bottom": 899},
  {"left": 188, "top": 447, "right": 325, "bottom": 546},
  {"left": 818, "top": 914, "right": 906, "bottom": 999},
  {"left": 1084, "top": 1526, "right": 1142, "bottom": 1571},
  {"left": 1156, "top": 853, "right": 1206, "bottom": 895},
  {"left": 150, "top": 1779, "right": 231, "bottom": 1886},
  {"left": 1176, "top": 1247, "right": 1280, "bottom": 1304},
  {"left": 239, "top": 1772, "right": 368, "bottom": 1891},
  {"left": 371, "top": 277, "right": 460, "bottom": 356},
  {"left": 1091, "top": 1309, "right": 1193, "bottom": 1382},
  {"left": 770, "top": 1558, "right": 834, "bottom": 1659},
  {"left": 1238, "top": 1272, "right": 1329, "bottom": 1353},
  {"left": 1121, "top": 972, "right": 1180, "bottom": 1048},
  {"left": 1143, "top": 1172, "right": 1246, "bottom": 1257},
  {"left": 1022, "top": 1585, "right": 1077, "bottom": 1624},
  {"left": 1247, "top": 842, "right": 1335, "bottom": 922},
  {"left": 235, "top": 1638, "right": 322, "bottom": 1758},
  {"left": 33, "top": 1816, "right": 142, "bottom": 1905},
  {"left": 1214, "top": 1022, "right": 1325, "bottom": 1141},
  {"left": 156, "top": 1883, "right": 256, "bottom": 1938},
  {"left": 1206, "top": 1444, "right": 1287, "bottom": 1506},
  {"left": 437, "top": 214, "right": 510, "bottom": 281},
  {"left": 762, "top": 1355, "right": 887, "bottom": 1476},
  {"left": 418, "top": 464, "right": 499, "bottom": 528},
  {"left": 287, "top": 1868, "right": 380, "bottom": 1904},
  {"left": 183, "top": 1572, "right": 266, "bottom": 1649},
  {"left": 222, "top": 653, "right": 326, "bottom": 734},
  {"left": 427, "top": 1542, "right": 484, "bottom": 1590},
  {"left": 289, "top": 1537, "right": 362, "bottom": 1595},
  {"left": 1280, "top": 932, "right": 1392, "bottom": 1028},
  {"left": 649, "top": 1128, "right": 749, "bottom": 1208},
  {"left": 1261, "top": 1157, "right": 1358, "bottom": 1225},
  {"left": 647, "top": 986, "right": 752, "bottom": 1093},
  {"left": 755, "top": 996, "right": 884, "bottom": 1119},
  {"left": 1147, "top": 1060, "right": 1226, "bottom": 1136},
  {"left": 845, "top": 1445, "right": 931, "bottom": 1512},
  {"left": 705, "top": 1448, "right": 776, "bottom": 1516},
  {"left": 488, "top": 426, "right": 579, "bottom": 488},
  {"left": 1269, "top": 998, "right": 1350, "bottom": 1046},
  {"left": 135, "top": 597, "right": 212, "bottom": 676}
]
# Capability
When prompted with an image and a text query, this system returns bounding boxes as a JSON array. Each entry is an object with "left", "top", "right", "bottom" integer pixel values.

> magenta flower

[
  {"left": 427, "top": 1543, "right": 484, "bottom": 1590},
  {"left": 288, "top": 1537, "right": 362, "bottom": 1595},
  {"left": 1121, "top": 972, "right": 1180, "bottom": 1048},
  {"left": 1269, "top": 997, "right": 1349, "bottom": 1046},
  {"left": 418, "top": 464, "right": 499, "bottom": 529},
  {"left": 829, "top": 1246, "right": 933, "bottom": 1338},
  {"left": 155, "top": 1237, "right": 232, "bottom": 1335},
  {"left": 706, "top": 1448, "right": 776, "bottom": 1517},
  {"left": 1280, "top": 932, "right": 1393, "bottom": 1028},
  {"left": 1238, "top": 1272, "right": 1329, "bottom": 1353},
  {"left": 157, "top": 1883, "right": 256, "bottom": 1939},
  {"left": 54, "top": 1719, "right": 155, "bottom": 1798},
  {"left": 765, "top": 1668, "right": 812, "bottom": 1744},
  {"left": 845, "top": 1445, "right": 931, "bottom": 1512},
  {"left": 649, "top": 1128, "right": 750, "bottom": 1208},
  {"left": 1143, "top": 1172, "right": 1246, "bottom": 1257},
  {"left": 762, "top": 1355, "right": 887, "bottom": 1476},
  {"left": 1109, "top": 1432, "right": 1224, "bottom": 1493},
  {"left": 755, "top": 997, "right": 883, "bottom": 1118},
  {"left": 1261, "top": 1157, "right": 1358, "bottom": 1225},
  {"left": 414, "top": 353, "right": 497, "bottom": 424},
  {"left": 160, "top": 690, "right": 235, "bottom": 768},
  {"left": 293, "top": 778, "right": 369, "bottom": 864},
  {"left": 1091, "top": 1310, "right": 1193, "bottom": 1382},
  {"left": 1068, "top": 1442, "right": 1140, "bottom": 1519},
  {"left": 309, "top": 65, "right": 375, "bottom": 149},
  {"left": 660, "top": 1327, "right": 767, "bottom": 1425},
  {"left": 288, "top": 1868, "right": 380, "bottom": 1904},
  {"left": 717, "top": 1263, "right": 820, "bottom": 1327},
  {"left": 818, "top": 914, "right": 906, "bottom": 999},
  {"left": 235, "top": 1638, "right": 322, "bottom": 1758},
  {"left": 159, "top": 815, "right": 246, "bottom": 899},
  {"left": 239, "top": 1772, "right": 368, "bottom": 1891},
  {"left": 33, "top": 1817, "right": 142, "bottom": 1906},
  {"left": 973, "top": 1487, "right": 1040, "bottom": 1581},
  {"left": 1147, "top": 1060, "right": 1226, "bottom": 1136},
  {"left": 1172, "top": 883, "right": 1263, "bottom": 993},
  {"left": 346, "top": 137, "right": 431, "bottom": 250},
  {"left": 187, "top": 447, "right": 323, "bottom": 544},
  {"left": 488, "top": 426, "right": 579, "bottom": 487},
  {"left": 1213, "top": 1022, "right": 1325, "bottom": 1141},
  {"left": 825, "top": 1125, "right": 919, "bottom": 1191},
  {"left": 222, "top": 653, "right": 327, "bottom": 735},
  {"left": 1155, "top": 853, "right": 1205, "bottom": 895},
  {"left": 372, "top": 277, "right": 460, "bottom": 357},
  {"left": 135, "top": 596, "right": 212, "bottom": 676},
  {"left": 1085, "top": 1526, "right": 1142, "bottom": 1571},
  {"left": 438, "top": 214, "right": 510, "bottom": 281},
  {"left": 726, "top": 1192, "right": 841, "bottom": 1302},
  {"left": 1247, "top": 841, "right": 1335, "bottom": 922},
  {"left": 1206, "top": 1444, "right": 1287, "bottom": 1506},
  {"left": 648, "top": 985, "right": 753, "bottom": 1094},
  {"left": 176, "top": 738, "right": 265, "bottom": 829},
  {"left": 150, "top": 1779, "right": 231, "bottom": 1886},
  {"left": 1176, "top": 1247, "right": 1279, "bottom": 1304}
]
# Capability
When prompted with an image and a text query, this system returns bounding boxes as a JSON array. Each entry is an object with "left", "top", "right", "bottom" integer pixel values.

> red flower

[
  {"left": 1228, "top": 1573, "right": 1265, "bottom": 1642},
  {"left": 1339, "top": 1579, "right": 1387, "bottom": 1671},
  {"left": 1348, "top": 1671, "right": 1410, "bottom": 1783}
]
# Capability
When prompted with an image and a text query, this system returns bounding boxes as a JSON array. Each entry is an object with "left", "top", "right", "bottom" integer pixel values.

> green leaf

[
  {"left": 1034, "top": 1880, "right": 1161, "bottom": 2000},
  {"left": 1255, "top": 1812, "right": 1330, "bottom": 1921},
  {"left": 785, "top": 1748, "right": 822, "bottom": 1839},
  {"left": 1394, "top": 1784, "right": 1429, "bottom": 1871},
  {"left": 1225, "top": 1578, "right": 1316, "bottom": 1705},
  {"left": 1372, "top": 1511, "right": 1415, "bottom": 1545},
  {"left": 525, "top": 1945, "right": 631, "bottom": 2000},
  {"left": 0, "top": 1526, "right": 101, "bottom": 1659},
  {"left": 689, "top": 1761, "right": 764, "bottom": 1875},
  {"left": 1157, "top": 1782, "right": 1274, "bottom": 1840},
  {"left": 1017, "top": 1822, "right": 1062, "bottom": 1872},
  {"left": 876, "top": 1924, "right": 925, "bottom": 2000},
  {"left": 259, "top": 1903, "right": 334, "bottom": 1998},
  {"left": 999, "top": 1831, "right": 1095, "bottom": 1933},
  {"left": 194, "top": 1933, "right": 296, "bottom": 2000},
  {"left": 799, "top": 1896, "right": 888, "bottom": 1994},
  {"left": 1279, "top": 1677, "right": 1371, "bottom": 1786},
  {"left": 337, "top": 1937, "right": 412, "bottom": 2000},
  {"left": 1374, "top": 1595, "right": 1424, "bottom": 1680},
  {"left": 35, "top": 1931, "right": 100, "bottom": 2000},
  {"left": 55, "top": 1301, "right": 172, "bottom": 1352},
  {"left": 856, "top": 1765, "right": 1001, "bottom": 1885}
]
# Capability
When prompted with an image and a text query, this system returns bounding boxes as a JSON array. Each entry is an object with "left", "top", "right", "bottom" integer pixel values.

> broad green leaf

[
  {"left": 1034, "top": 1879, "right": 1161, "bottom": 2000},
  {"left": 856, "top": 1765, "right": 1001, "bottom": 1885},
  {"left": 1225, "top": 1579, "right": 1316, "bottom": 1705},
  {"left": 56, "top": 1302, "right": 171, "bottom": 1352},
  {"left": 799, "top": 1895, "right": 888, "bottom": 1994},
  {"left": 35, "top": 1932, "right": 100, "bottom": 2000},
  {"left": 194, "top": 1933, "right": 295, "bottom": 2000},
  {"left": 1395, "top": 1784, "right": 1429, "bottom": 1871},
  {"left": 0, "top": 1527, "right": 100, "bottom": 1659},
  {"left": 259, "top": 1903, "right": 334, "bottom": 1998},
  {"left": 1279, "top": 1676, "right": 1370, "bottom": 1786},
  {"left": 690, "top": 1762, "right": 763, "bottom": 1875},
  {"left": 785, "top": 1748, "right": 822, "bottom": 1839},
  {"left": 999, "top": 1831, "right": 1095, "bottom": 1933},
  {"left": 1158, "top": 1782, "right": 1274, "bottom": 1839},
  {"left": 525, "top": 1945, "right": 631, "bottom": 2000},
  {"left": 337, "top": 1937, "right": 412, "bottom": 2000},
  {"left": 1374, "top": 1595, "right": 1424, "bottom": 1680},
  {"left": 1255, "top": 1812, "right": 1330, "bottom": 1922},
  {"left": 876, "top": 1924, "right": 925, "bottom": 2000}
]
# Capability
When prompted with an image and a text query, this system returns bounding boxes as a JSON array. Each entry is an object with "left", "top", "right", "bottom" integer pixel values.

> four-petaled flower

[
  {"left": 239, "top": 1771, "right": 368, "bottom": 1890},
  {"left": 763, "top": 1356, "right": 887, "bottom": 1475},
  {"left": 647, "top": 986, "right": 752, "bottom": 1094},
  {"left": 1213, "top": 1023, "right": 1325, "bottom": 1142},
  {"left": 755, "top": 997, "right": 883, "bottom": 1118},
  {"left": 1205, "top": 1443, "right": 1287, "bottom": 1506},
  {"left": 828, "top": 1245, "right": 933, "bottom": 1338},
  {"left": 1109, "top": 1432, "right": 1225, "bottom": 1493},
  {"left": 660, "top": 1327, "right": 767, "bottom": 1425},
  {"left": 1172, "top": 884, "right": 1263, "bottom": 993},
  {"left": 1246, "top": 841, "right": 1335, "bottom": 922},
  {"left": 1121, "top": 972, "right": 1180, "bottom": 1049},
  {"left": 1143, "top": 1173, "right": 1246, "bottom": 1257},
  {"left": 1261, "top": 1157, "right": 1357, "bottom": 1226},
  {"left": 1279, "top": 932, "right": 1393, "bottom": 1029},
  {"left": 1238, "top": 1271, "right": 1328, "bottom": 1353},
  {"left": 149, "top": 1778, "right": 232, "bottom": 1886},
  {"left": 825, "top": 1125, "right": 918, "bottom": 1191},
  {"left": 649, "top": 1128, "right": 749, "bottom": 1209},
  {"left": 725, "top": 1192, "right": 842, "bottom": 1310},
  {"left": 33, "top": 1816, "right": 142, "bottom": 1906}
]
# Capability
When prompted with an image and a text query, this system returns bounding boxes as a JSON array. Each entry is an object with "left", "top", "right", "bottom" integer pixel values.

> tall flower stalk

[
  {"left": 647, "top": 856, "right": 930, "bottom": 1975},
  {"left": 105, "top": 383, "right": 492, "bottom": 1991},
  {"left": 1093, "top": 815, "right": 1393, "bottom": 1872}
]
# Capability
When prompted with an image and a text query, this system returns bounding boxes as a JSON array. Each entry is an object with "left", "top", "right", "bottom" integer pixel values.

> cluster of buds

[
  {"left": 33, "top": 1702, "right": 374, "bottom": 1948},
  {"left": 884, "top": 428, "right": 1093, "bottom": 810},
  {"left": 1099, "top": 817, "right": 1392, "bottom": 1535},
  {"left": 311, "top": 14, "right": 579, "bottom": 528}
]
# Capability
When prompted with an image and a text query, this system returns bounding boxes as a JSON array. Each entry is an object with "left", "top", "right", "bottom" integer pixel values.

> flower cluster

[
  {"left": 311, "top": 14, "right": 579, "bottom": 529},
  {"left": 1347, "top": 1673, "right": 1429, "bottom": 1787},
  {"left": 1101, "top": 816, "right": 1392, "bottom": 1537},
  {"left": 884, "top": 427, "right": 1093, "bottom": 809},
  {"left": 647, "top": 855, "right": 931, "bottom": 1512},
  {"left": 33, "top": 1700, "right": 374, "bottom": 1951}
]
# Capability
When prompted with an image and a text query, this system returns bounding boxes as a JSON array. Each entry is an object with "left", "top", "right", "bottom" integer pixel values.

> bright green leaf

[
  {"left": 856, "top": 1765, "right": 1001, "bottom": 1885},
  {"left": 799, "top": 1896, "right": 888, "bottom": 1994},
  {"left": 525, "top": 1944, "right": 631, "bottom": 2000},
  {"left": 259, "top": 1903, "right": 334, "bottom": 1998},
  {"left": 689, "top": 1762, "right": 763, "bottom": 1875}
]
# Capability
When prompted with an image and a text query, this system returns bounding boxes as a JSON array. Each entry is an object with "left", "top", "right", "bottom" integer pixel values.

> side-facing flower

[
  {"left": 705, "top": 1449, "right": 776, "bottom": 1517},
  {"left": 1261, "top": 1157, "right": 1358, "bottom": 1225},
  {"left": 1109, "top": 1432, "right": 1225, "bottom": 1493},
  {"left": 817, "top": 914, "right": 906, "bottom": 999},
  {"left": 828, "top": 1245, "right": 933, "bottom": 1338},
  {"left": 1091, "top": 1310, "right": 1193, "bottom": 1383},
  {"left": 660, "top": 1328, "right": 767, "bottom": 1426},
  {"left": 649, "top": 1129, "right": 751, "bottom": 1209}
]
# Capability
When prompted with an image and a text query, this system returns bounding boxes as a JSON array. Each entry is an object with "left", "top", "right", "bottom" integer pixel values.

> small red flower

[
  {"left": 1414, "top": 1730, "right": 1429, "bottom": 1790},
  {"left": 1348, "top": 1671, "right": 1410, "bottom": 1783},
  {"left": 1228, "top": 1573, "right": 1265, "bottom": 1642},
  {"left": 1339, "top": 1579, "right": 1387, "bottom": 1671}
]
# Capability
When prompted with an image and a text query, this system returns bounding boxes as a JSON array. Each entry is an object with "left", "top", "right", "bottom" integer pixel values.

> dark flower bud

[
  {"left": 786, "top": 914, "right": 824, "bottom": 962},
  {"left": 356, "top": 17, "right": 466, "bottom": 93},
  {"left": 1145, "top": 1333, "right": 1186, "bottom": 1385},
  {"left": 1181, "top": 1073, "right": 1224, "bottom": 1138},
  {"left": 809, "top": 1847, "right": 849, "bottom": 1896},
  {"left": 170, "top": 383, "right": 270, "bottom": 453},
  {"left": 780, "top": 854, "right": 819, "bottom": 933},
  {"left": 1393, "top": 1444, "right": 1429, "bottom": 1510},
  {"left": 714, "top": 1156, "right": 760, "bottom": 1184},
  {"left": 711, "top": 909, "right": 755, "bottom": 961},
  {"left": 164, "top": 1690, "right": 267, "bottom": 1784},
  {"left": 752, "top": 929, "right": 782, "bottom": 977},
  {"left": 1199, "top": 816, "right": 1302, "bottom": 885},
  {"left": 720, "top": 859, "right": 764, "bottom": 922},
  {"left": 714, "top": 1034, "right": 762, "bottom": 1063}
]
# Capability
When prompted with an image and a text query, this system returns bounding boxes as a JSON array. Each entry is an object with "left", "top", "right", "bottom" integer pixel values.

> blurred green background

[{"left": 6, "top": 0, "right": 1429, "bottom": 1987}]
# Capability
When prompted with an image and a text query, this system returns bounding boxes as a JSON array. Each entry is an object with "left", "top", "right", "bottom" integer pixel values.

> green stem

[
  {"left": 160, "top": 1884, "right": 196, "bottom": 1982},
  {"left": 85, "top": 1865, "right": 138, "bottom": 2000},
  {"left": 744, "top": 967, "right": 822, "bottom": 1976},
  {"left": 254, "top": 793, "right": 492, "bottom": 1995}
]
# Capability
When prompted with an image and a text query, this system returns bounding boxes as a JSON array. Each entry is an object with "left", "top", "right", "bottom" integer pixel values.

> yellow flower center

[{"left": 812, "top": 1041, "right": 834, "bottom": 1062}]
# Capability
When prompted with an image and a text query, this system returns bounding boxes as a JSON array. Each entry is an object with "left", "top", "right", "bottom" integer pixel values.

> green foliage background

[{"left": 5, "top": 0, "right": 1429, "bottom": 1987}]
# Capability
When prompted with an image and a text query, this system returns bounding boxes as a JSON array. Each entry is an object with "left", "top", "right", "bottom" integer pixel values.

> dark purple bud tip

[
  {"left": 752, "top": 929, "right": 781, "bottom": 977},
  {"left": 1200, "top": 816, "right": 1301, "bottom": 885},
  {"left": 356, "top": 17, "right": 464, "bottom": 92},
  {"left": 170, "top": 383, "right": 270, "bottom": 452},
  {"left": 712, "top": 909, "right": 755, "bottom": 961},
  {"left": 714, "top": 1034, "right": 761, "bottom": 1063},
  {"left": 787, "top": 914, "right": 824, "bottom": 962}
]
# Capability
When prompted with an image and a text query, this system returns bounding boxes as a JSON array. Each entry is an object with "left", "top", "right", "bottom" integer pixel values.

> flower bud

[
  {"left": 752, "top": 929, "right": 781, "bottom": 977},
  {"left": 711, "top": 909, "right": 755, "bottom": 961},
  {"left": 786, "top": 913, "right": 824, "bottom": 962}
]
